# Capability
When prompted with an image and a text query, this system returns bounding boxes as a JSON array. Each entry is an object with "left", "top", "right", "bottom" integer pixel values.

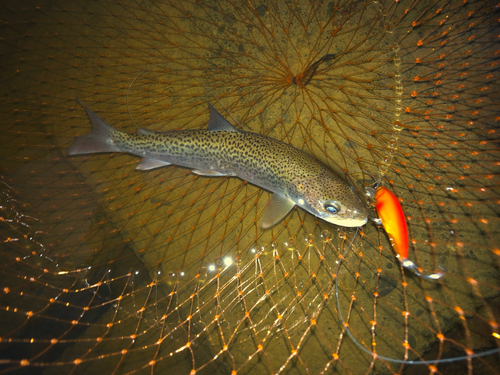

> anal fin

[
  {"left": 136, "top": 158, "right": 171, "bottom": 170},
  {"left": 192, "top": 169, "right": 232, "bottom": 177},
  {"left": 261, "top": 193, "right": 295, "bottom": 229}
]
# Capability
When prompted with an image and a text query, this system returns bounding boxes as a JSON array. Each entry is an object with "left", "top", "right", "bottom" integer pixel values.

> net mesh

[{"left": 1, "top": 0, "right": 499, "bottom": 374}]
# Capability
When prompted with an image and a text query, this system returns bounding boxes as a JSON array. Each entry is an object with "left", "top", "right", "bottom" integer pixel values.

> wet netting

[{"left": 1, "top": 0, "right": 499, "bottom": 374}]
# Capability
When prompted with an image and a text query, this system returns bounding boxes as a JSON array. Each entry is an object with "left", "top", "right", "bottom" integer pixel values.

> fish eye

[{"left": 324, "top": 203, "right": 340, "bottom": 214}]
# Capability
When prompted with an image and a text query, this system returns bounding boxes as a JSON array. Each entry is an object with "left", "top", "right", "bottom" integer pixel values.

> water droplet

[
  {"left": 305, "top": 234, "right": 314, "bottom": 247},
  {"left": 321, "top": 230, "right": 331, "bottom": 242},
  {"left": 364, "top": 186, "right": 376, "bottom": 199}
]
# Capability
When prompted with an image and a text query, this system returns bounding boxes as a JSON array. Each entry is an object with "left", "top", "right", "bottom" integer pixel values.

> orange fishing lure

[
  {"left": 374, "top": 186, "right": 408, "bottom": 260},
  {"left": 374, "top": 186, "right": 443, "bottom": 279}
]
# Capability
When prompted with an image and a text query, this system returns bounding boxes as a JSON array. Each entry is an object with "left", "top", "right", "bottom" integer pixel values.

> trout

[{"left": 67, "top": 100, "right": 368, "bottom": 228}]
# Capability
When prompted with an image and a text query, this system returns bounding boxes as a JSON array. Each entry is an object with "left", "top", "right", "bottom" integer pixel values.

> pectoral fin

[
  {"left": 261, "top": 193, "right": 295, "bottom": 229},
  {"left": 136, "top": 158, "right": 171, "bottom": 170},
  {"left": 192, "top": 169, "right": 232, "bottom": 176}
]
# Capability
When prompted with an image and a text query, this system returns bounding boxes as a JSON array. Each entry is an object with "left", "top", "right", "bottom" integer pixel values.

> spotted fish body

[{"left": 68, "top": 100, "right": 368, "bottom": 228}]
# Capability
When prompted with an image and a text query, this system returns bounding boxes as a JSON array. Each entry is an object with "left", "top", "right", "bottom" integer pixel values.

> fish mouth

[{"left": 324, "top": 216, "right": 368, "bottom": 228}]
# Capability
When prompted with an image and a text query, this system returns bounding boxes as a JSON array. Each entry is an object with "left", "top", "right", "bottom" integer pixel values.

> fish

[
  {"left": 375, "top": 186, "right": 443, "bottom": 279},
  {"left": 67, "top": 99, "right": 369, "bottom": 228}
]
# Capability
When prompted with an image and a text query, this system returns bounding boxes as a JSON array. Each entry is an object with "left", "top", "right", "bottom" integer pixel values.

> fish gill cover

[{"left": 0, "top": 0, "right": 499, "bottom": 374}]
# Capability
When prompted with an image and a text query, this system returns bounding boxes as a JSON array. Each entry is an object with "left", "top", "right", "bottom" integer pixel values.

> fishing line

[
  {"left": 334, "top": 231, "right": 498, "bottom": 364},
  {"left": 126, "top": 69, "right": 148, "bottom": 130},
  {"left": 344, "top": 168, "right": 381, "bottom": 199}
]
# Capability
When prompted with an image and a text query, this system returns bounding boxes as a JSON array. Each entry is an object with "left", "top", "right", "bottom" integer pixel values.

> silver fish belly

[{"left": 67, "top": 99, "right": 368, "bottom": 228}]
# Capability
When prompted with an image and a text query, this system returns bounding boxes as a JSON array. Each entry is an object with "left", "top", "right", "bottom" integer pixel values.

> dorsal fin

[{"left": 207, "top": 103, "right": 240, "bottom": 132}]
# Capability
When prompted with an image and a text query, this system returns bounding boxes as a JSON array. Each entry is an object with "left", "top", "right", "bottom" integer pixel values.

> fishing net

[{"left": 1, "top": 0, "right": 499, "bottom": 374}]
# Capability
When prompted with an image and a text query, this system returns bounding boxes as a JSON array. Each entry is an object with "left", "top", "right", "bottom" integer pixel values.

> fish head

[{"left": 290, "top": 171, "right": 369, "bottom": 227}]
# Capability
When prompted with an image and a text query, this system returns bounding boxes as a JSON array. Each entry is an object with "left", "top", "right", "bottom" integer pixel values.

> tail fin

[{"left": 67, "top": 98, "right": 120, "bottom": 156}]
